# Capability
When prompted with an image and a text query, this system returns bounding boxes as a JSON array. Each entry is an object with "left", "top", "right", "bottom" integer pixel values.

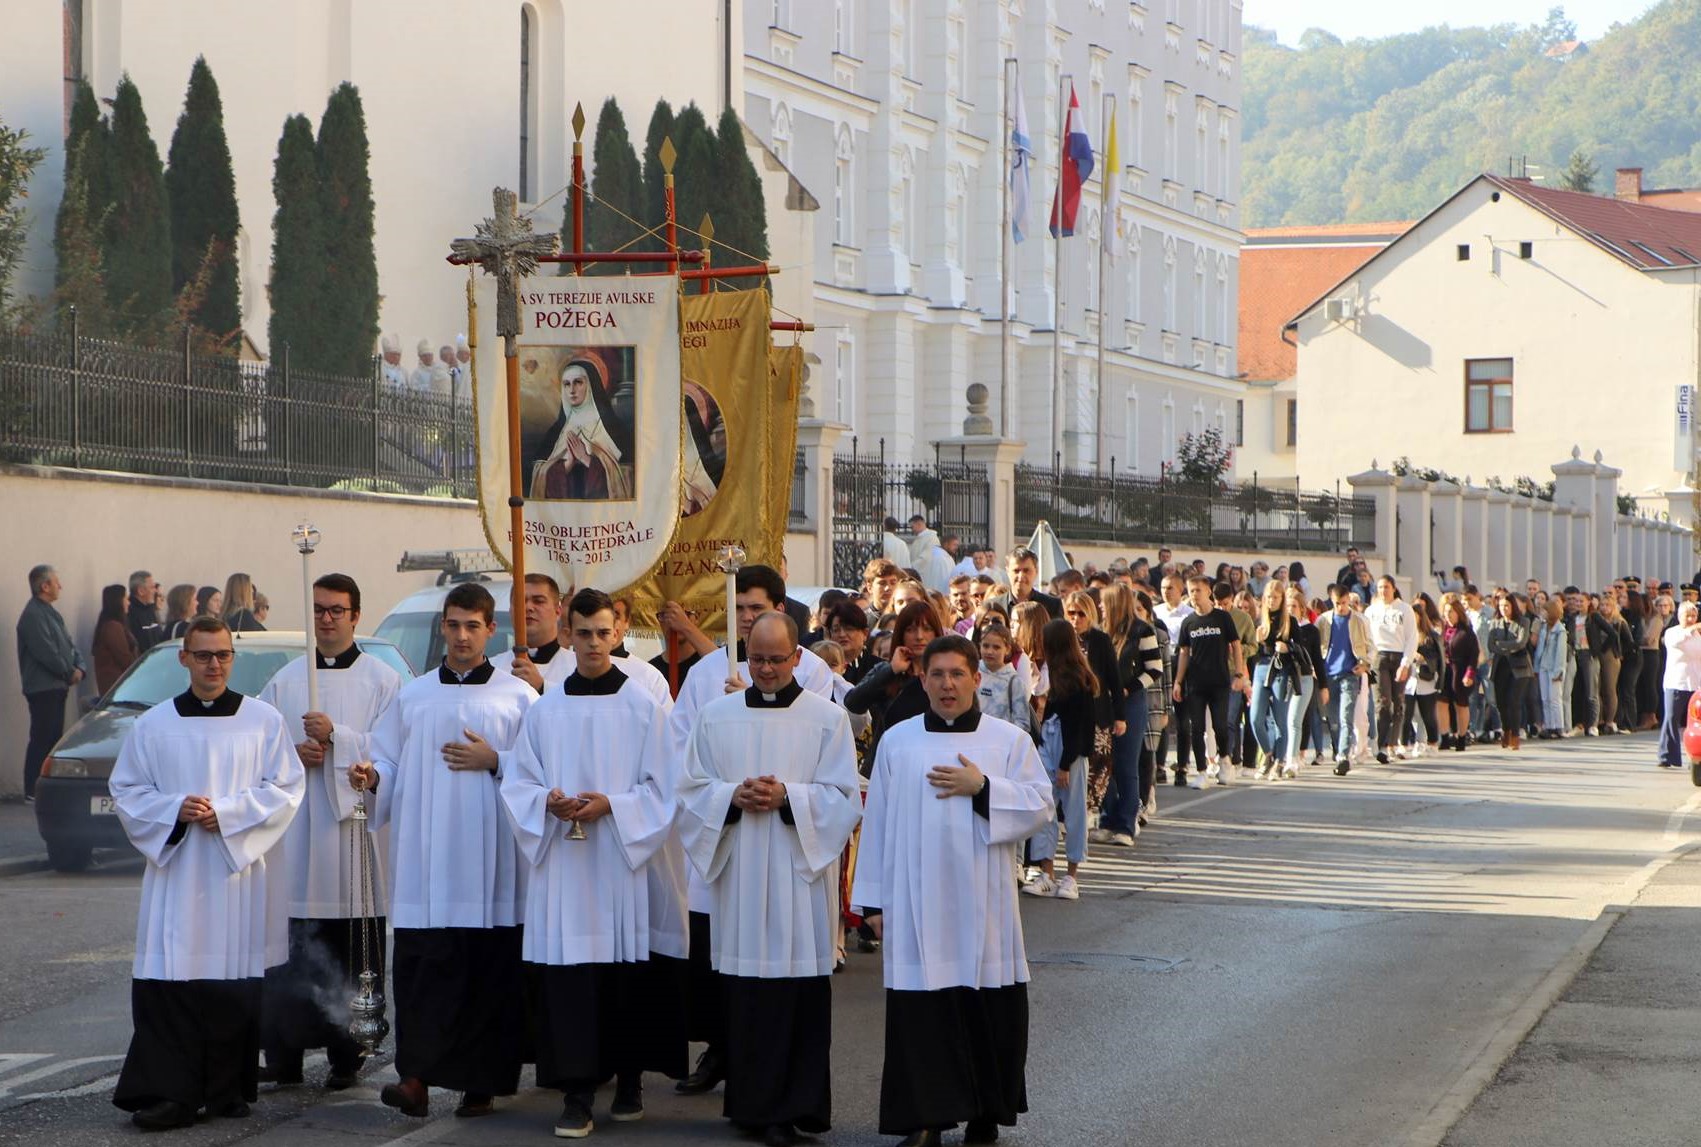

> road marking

[
  {"left": 1664, "top": 792, "right": 1701, "bottom": 842},
  {"left": 14, "top": 1071, "right": 121, "bottom": 1102},
  {"left": 0, "top": 1054, "right": 50, "bottom": 1078},
  {"left": 0, "top": 1055, "right": 123, "bottom": 1098}
]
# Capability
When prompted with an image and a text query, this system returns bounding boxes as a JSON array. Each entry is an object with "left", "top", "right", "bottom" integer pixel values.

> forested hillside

[{"left": 1243, "top": 1, "right": 1701, "bottom": 225}]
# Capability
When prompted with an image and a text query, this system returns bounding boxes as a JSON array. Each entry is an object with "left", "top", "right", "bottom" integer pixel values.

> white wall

[
  {"left": 0, "top": 1, "right": 71, "bottom": 309},
  {"left": 1295, "top": 180, "right": 1701, "bottom": 508},
  {"left": 0, "top": 466, "right": 486, "bottom": 795}
]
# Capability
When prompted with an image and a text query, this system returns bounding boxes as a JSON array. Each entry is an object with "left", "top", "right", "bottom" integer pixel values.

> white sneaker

[
  {"left": 1054, "top": 874, "right": 1080, "bottom": 900},
  {"left": 1107, "top": 830, "right": 1136, "bottom": 846},
  {"left": 1087, "top": 827, "right": 1112, "bottom": 844},
  {"left": 1187, "top": 770, "right": 1208, "bottom": 790},
  {"left": 1022, "top": 872, "right": 1058, "bottom": 897},
  {"left": 1395, "top": 746, "right": 1410, "bottom": 760},
  {"left": 1282, "top": 760, "right": 1299, "bottom": 779},
  {"left": 1258, "top": 759, "right": 1276, "bottom": 780},
  {"left": 1585, "top": 727, "right": 1598, "bottom": 737}
]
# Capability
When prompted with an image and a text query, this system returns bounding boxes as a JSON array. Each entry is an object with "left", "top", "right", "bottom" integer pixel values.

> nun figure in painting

[{"left": 528, "top": 357, "right": 634, "bottom": 501}]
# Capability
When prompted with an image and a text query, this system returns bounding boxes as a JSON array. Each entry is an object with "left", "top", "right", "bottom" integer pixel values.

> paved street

[{"left": 1, "top": 732, "right": 1695, "bottom": 1146}]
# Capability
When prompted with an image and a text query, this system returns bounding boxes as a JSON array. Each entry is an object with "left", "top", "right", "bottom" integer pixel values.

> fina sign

[{"left": 1681, "top": 384, "right": 1696, "bottom": 471}]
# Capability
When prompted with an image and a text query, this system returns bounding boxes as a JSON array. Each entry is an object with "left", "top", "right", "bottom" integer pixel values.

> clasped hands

[
  {"left": 547, "top": 789, "right": 611, "bottom": 823},
  {"left": 177, "top": 795, "right": 220, "bottom": 833},
  {"left": 733, "top": 775, "right": 787, "bottom": 813}
]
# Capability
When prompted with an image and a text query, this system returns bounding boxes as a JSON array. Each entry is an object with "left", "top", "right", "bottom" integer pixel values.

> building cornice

[{"left": 745, "top": 55, "right": 881, "bottom": 123}]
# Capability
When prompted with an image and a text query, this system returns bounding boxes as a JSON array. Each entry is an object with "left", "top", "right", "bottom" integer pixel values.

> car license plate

[{"left": 90, "top": 795, "right": 119, "bottom": 816}]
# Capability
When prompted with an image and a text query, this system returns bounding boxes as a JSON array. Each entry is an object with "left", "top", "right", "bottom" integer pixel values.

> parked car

[{"left": 34, "top": 632, "right": 412, "bottom": 873}]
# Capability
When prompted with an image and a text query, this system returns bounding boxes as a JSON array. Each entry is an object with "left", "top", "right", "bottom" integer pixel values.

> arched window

[
  {"left": 1124, "top": 388, "right": 1140, "bottom": 471},
  {"left": 520, "top": 3, "right": 538, "bottom": 201},
  {"left": 772, "top": 103, "right": 792, "bottom": 167},
  {"left": 834, "top": 127, "right": 855, "bottom": 246}
]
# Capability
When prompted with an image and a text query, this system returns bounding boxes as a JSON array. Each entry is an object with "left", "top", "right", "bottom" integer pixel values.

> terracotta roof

[
  {"left": 1627, "top": 187, "right": 1701, "bottom": 214},
  {"left": 1489, "top": 174, "right": 1701, "bottom": 269},
  {"left": 1238, "top": 229, "right": 1407, "bottom": 382}
]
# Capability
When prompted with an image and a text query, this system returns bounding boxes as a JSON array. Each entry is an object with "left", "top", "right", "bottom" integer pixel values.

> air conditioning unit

[{"left": 1324, "top": 296, "right": 1354, "bottom": 323}]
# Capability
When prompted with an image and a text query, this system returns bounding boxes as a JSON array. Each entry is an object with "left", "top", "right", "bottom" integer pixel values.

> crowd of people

[{"left": 379, "top": 334, "right": 472, "bottom": 401}]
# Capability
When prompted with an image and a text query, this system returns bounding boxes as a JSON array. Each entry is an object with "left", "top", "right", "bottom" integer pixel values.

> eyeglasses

[
  {"left": 312, "top": 605, "right": 352, "bottom": 619},
  {"left": 1064, "top": 610, "right": 1087, "bottom": 619},
  {"left": 746, "top": 654, "right": 793, "bottom": 668},
  {"left": 187, "top": 650, "right": 235, "bottom": 665}
]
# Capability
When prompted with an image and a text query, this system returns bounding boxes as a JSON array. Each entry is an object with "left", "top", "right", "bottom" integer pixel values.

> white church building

[{"left": 4, "top": 0, "right": 1244, "bottom": 472}]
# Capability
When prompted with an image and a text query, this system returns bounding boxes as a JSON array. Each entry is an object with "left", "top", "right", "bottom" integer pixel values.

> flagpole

[
  {"left": 1052, "top": 73, "right": 1068, "bottom": 469},
  {"left": 1097, "top": 93, "right": 1112, "bottom": 475},
  {"left": 1000, "top": 57, "right": 1014, "bottom": 441}
]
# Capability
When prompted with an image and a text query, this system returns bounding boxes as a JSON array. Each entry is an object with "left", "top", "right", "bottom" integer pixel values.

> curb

[{"left": 0, "top": 856, "right": 49, "bottom": 878}]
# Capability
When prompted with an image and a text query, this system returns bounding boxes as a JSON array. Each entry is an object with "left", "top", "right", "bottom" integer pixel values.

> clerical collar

[
  {"left": 174, "top": 689, "right": 243, "bottom": 718},
  {"left": 564, "top": 664, "right": 627, "bottom": 696},
  {"left": 924, "top": 705, "right": 982, "bottom": 733},
  {"left": 438, "top": 660, "right": 496, "bottom": 685},
  {"left": 746, "top": 679, "right": 804, "bottom": 708},
  {"left": 529, "top": 640, "right": 561, "bottom": 664},
  {"left": 611, "top": 641, "right": 629, "bottom": 659},
  {"left": 316, "top": 645, "right": 361, "bottom": 670}
]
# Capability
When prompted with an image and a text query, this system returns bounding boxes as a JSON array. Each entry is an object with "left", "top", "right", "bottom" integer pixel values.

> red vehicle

[{"left": 1685, "top": 693, "right": 1701, "bottom": 786}]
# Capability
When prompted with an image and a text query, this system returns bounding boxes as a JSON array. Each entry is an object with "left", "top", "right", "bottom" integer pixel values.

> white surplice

[
  {"left": 367, "top": 666, "right": 537, "bottom": 929},
  {"left": 110, "top": 692, "right": 305, "bottom": 981},
  {"left": 678, "top": 685, "right": 862, "bottom": 978},
  {"left": 259, "top": 651, "right": 402, "bottom": 919},
  {"left": 849, "top": 710, "right": 1053, "bottom": 992},
  {"left": 490, "top": 644, "right": 573, "bottom": 692},
  {"left": 500, "top": 668, "right": 675, "bottom": 965},
  {"left": 669, "top": 643, "right": 835, "bottom": 913}
]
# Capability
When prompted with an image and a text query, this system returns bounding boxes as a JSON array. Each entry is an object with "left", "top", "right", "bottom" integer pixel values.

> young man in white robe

[
  {"left": 110, "top": 617, "right": 305, "bottom": 1130},
  {"left": 501, "top": 588, "right": 683, "bottom": 1138},
  {"left": 490, "top": 573, "right": 571, "bottom": 693},
  {"left": 679, "top": 612, "right": 862, "bottom": 1147},
  {"left": 257, "top": 573, "right": 402, "bottom": 1090},
  {"left": 851, "top": 633, "right": 1053, "bottom": 1147},
  {"left": 668, "top": 564, "right": 836, "bottom": 1097},
  {"left": 350, "top": 583, "right": 536, "bottom": 1119}
]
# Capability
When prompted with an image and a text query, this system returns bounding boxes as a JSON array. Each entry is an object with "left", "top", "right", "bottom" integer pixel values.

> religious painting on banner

[
  {"left": 627, "top": 288, "right": 801, "bottom": 639},
  {"left": 474, "top": 274, "right": 682, "bottom": 593}
]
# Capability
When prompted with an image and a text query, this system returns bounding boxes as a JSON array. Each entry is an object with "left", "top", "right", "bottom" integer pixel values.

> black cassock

[{"left": 391, "top": 926, "right": 525, "bottom": 1095}]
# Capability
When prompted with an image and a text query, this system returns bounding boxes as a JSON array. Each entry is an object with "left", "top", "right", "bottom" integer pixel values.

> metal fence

[
  {"left": 830, "top": 439, "right": 991, "bottom": 588},
  {"left": 0, "top": 320, "right": 477, "bottom": 497},
  {"left": 789, "top": 448, "right": 807, "bottom": 526},
  {"left": 1014, "top": 464, "right": 1376, "bottom": 554}
]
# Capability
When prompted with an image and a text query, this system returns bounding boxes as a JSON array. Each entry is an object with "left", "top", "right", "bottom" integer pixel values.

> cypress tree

[
  {"left": 165, "top": 57, "right": 241, "bottom": 341},
  {"left": 583, "top": 97, "right": 644, "bottom": 275},
  {"left": 266, "top": 114, "right": 324, "bottom": 370},
  {"left": 313, "top": 83, "right": 379, "bottom": 376},
  {"left": 711, "top": 106, "right": 770, "bottom": 283},
  {"left": 671, "top": 103, "right": 716, "bottom": 260},
  {"left": 52, "top": 83, "right": 110, "bottom": 332},
  {"left": 103, "top": 74, "right": 173, "bottom": 339},
  {"left": 641, "top": 99, "right": 675, "bottom": 252}
]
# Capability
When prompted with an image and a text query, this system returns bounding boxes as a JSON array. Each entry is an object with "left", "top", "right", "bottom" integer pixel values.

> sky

[{"left": 1248, "top": 0, "right": 1662, "bottom": 46}]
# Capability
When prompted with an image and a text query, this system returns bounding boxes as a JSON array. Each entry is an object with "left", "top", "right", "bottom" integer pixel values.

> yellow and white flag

[{"left": 1102, "top": 104, "right": 1121, "bottom": 257}]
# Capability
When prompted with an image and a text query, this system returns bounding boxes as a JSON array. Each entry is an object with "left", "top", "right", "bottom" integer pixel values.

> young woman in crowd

[
  {"left": 844, "top": 598, "right": 939, "bottom": 753},
  {"left": 1012, "top": 601, "right": 1051, "bottom": 724},
  {"left": 1487, "top": 594, "right": 1534, "bottom": 750},
  {"left": 1248, "top": 580, "right": 1299, "bottom": 778},
  {"left": 194, "top": 584, "right": 223, "bottom": 619},
  {"left": 92, "top": 584, "right": 137, "bottom": 694},
  {"left": 1619, "top": 591, "right": 1646, "bottom": 728},
  {"left": 1284, "top": 583, "right": 1323, "bottom": 775},
  {"left": 1130, "top": 589, "right": 1170, "bottom": 824},
  {"left": 1641, "top": 593, "right": 1673, "bottom": 729},
  {"left": 1438, "top": 596, "right": 1481, "bottom": 752},
  {"left": 222, "top": 572, "right": 265, "bottom": 632},
  {"left": 1403, "top": 594, "right": 1442, "bottom": 757},
  {"left": 1063, "top": 590, "right": 1124, "bottom": 833},
  {"left": 162, "top": 584, "right": 197, "bottom": 640},
  {"left": 1024, "top": 618, "right": 1102, "bottom": 901},
  {"left": 1595, "top": 592, "right": 1632, "bottom": 734},
  {"left": 1101, "top": 585, "right": 1161, "bottom": 846},
  {"left": 1535, "top": 599, "right": 1568, "bottom": 739}
]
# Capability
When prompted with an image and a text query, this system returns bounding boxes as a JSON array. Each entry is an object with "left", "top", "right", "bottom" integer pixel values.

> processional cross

[{"left": 450, "top": 189, "right": 559, "bottom": 655}]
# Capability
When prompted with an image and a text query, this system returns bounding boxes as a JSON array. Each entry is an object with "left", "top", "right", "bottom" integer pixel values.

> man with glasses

[
  {"left": 256, "top": 574, "right": 403, "bottom": 1091},
  {"left": 110, "top": 617, "right": 304, "bottom": 1130}
]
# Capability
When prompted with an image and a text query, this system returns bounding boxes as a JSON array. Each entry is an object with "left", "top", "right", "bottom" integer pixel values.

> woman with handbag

[
  {"left": 1487, "top": 596, "right": 1535, "bottom": 750},
  {"left": 1132, "top": 590, "right": 1171, "bottom": 825},
  {"left": 1438, "top": 597, "right": 1482, "bottom": 751},
  {"left": 1063, "top": 591, "right": 1125, "bottom": 838},
  {"left": 1248, "top": 581, "right": 1300, "bottom": 779},
  {"left": 1101, "top": 585, "right": 1161, "bottom": 846},
  {"left": 1282, "top": 585, "right": 1323, "bottom": 777},
  {"left": 1024, "top": 619, "right": 1103, "bottom": 901},
  {"left": 1403, "top": 595, "right": 1443, "bottom": 757}
]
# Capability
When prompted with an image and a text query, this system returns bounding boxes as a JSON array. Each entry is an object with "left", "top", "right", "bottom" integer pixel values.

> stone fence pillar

[
  {"left": 1484, "top": 488, "right": 1512, "bottom": 587},
  {"left": 1349, "top": 465, "right": 1398, "bottom": 574},
  {"left": 794, "top": 418, "right": 849, "bottom": 585},
  {"left": 1395, "top": 475, "right": 1432, "bottom": 590},
  {"left": 1507, "top": 494, "right": 1532, "bottom": 589},
  {"left": 1430, "top": 480, "right": 1462, "bottom": 585},
  {"left": 1460, "top": 483, "right": 1488, "bottom": 584}
]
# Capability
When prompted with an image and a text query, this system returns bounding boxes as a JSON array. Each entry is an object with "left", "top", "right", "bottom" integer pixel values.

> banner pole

[{"left": 571, "top": 103, "right": 586, "bottom": 274}]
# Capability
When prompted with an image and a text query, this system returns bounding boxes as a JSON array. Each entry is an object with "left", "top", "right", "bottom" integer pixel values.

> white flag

[{"left": 1010, "top": 71, "right": 1032, "bottom": 243}]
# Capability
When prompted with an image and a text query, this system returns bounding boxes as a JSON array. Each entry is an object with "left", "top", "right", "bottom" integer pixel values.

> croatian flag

[
  {"left": 1010, "top": 75, "right": 1033, "bottom": 243},
  {"left": 1049, "top": 82, "right": 1095, "bottom": 239}
]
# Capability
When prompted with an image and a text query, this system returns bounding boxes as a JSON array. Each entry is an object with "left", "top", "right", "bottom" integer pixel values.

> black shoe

[
  {"left": 380, "top": 1077, "right": 429, "bottom": 1118},
  {"left": 1437, "top": 735, "right": 1453, "bottom": 751},
  {"left": 764, "top": 1123, "right": 799, "bottom": 1147},
  {"left": 1173, "top": 768, "right": 1189, "bottom": 787},
  {"left": 676, "top": 1047, "right": 725, "bottom": 1095},
  {"left": 1454, "top": 736, "right": 1467, "bottom": 752},
  {"left": 454, "top": 1092, "right": 494, "bottom": 1118},
  {"left": 325, "top": 1068, "right": 359, "bottom": 1091},
  {"left": 555, "top": 1096, "right": 594, "bottom": 1139},
  {"left": 965, "top": 1117, "right": 1001, "bottom": 1144},
  {"left": 208, "top": 1100, "right": 250, "bottom": 1119},
  {"left": 131, "top": 1100, "right": 197, "bottom": 1131},
  {"left": 1376, "top": 751, "right": 1389, "bottom": 765},
  {"left": 1334, "top": 760, "right": 1351, "bottom": 776},
  {"left": 610, "top": 1077, "right": 643, "bottom": 1122},
  {"left": 257, "top": 1060, "right": 304, "bottom": 1087},
  {"left": 898, "top": 1132, "right": 945, "bottom": 1147}
]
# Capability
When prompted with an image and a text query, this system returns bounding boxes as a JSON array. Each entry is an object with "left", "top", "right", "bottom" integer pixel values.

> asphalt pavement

[{"left": 0, "top": 730, "right": 1696, "bottom": 1146}]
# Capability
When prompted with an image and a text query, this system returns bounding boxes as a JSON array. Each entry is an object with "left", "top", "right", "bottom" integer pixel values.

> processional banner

[
  {"left": 475, "top": 274, "right": 683, "bottom": 593},
  {"left": 627, "top": 288, "right": 800, "bottom": 638}
]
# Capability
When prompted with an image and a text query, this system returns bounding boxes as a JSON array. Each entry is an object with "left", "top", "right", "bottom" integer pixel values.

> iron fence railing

[
  {"left": 789, "top": 448, "right": 808, "bottom": 525},
  {"left": 830, "top": 438, "right": 991, "bottom": 588},
  {"left": 0, "top": 317, "right": 476, "bottom": 497},
  {"left": 1013, "top": 464, "right": 1376, "bottom": 554}
]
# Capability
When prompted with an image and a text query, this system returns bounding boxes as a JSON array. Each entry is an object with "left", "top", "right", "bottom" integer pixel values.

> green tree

[
  {"left": 266, "top": 114, "right": 324, "bottom": 370},
  {"left": 0, "top": 110, "right": 47, "bottom": 329},
  {"left": 583, "top": 97, "right": 644, "bottom": 275},
  {"left": 670, "top": 103, "right": 716, "bottom": 258},
  {"left": 53, "top": 82, "right": 110, "bottom": 330},
  {"left": 641, "top": 99, "right": 675, "bottom": 251},
  {"left": 1558, "top": 147, "right": 1599, "bottom": 191},
  {"left": 165, "top": 57, "right": 241, "bottom": 341},
  {"left": 313, "top": 83, "right": 378, "bottom": 375},
  {"left": 711, "top": 105, "right": 769, "bottom": 281},
  {"left": 103, "top": 74, "right": 173, "bottom": 339}
]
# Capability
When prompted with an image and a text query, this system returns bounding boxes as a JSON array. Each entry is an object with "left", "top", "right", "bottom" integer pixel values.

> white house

[
  {"left": 1291, "top": 173, "right": 1701, "bottom": 524},
  {"left": 741, "top": 0, "right": 1246, "bottom": 471}
]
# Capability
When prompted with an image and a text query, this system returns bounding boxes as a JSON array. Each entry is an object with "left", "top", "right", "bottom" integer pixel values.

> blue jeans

[
  {"left": 1283, "top": 677, "right": 1316, "bottom": 762},
  {"left": 1469, "top": 671, "right": 1500, "bottom": 735},
  {"left": 1660, "top": 688, "right": 1692, "bottom": 767},
  {"left": 1033, "top": 716, "right": 1088, "bottom": 864},
  {"left": 1103, "top": 694, "right": 1149, "bottom": 836},
  {"left": 1326, "top": 673, "right": 1363, "bottom": 759},
  {"left": 1248, "top": 662, "right": 1286, "bottom": 760}
]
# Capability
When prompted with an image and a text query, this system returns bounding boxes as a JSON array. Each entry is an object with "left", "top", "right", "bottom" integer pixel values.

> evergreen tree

[
  {"left": 54, "top": 81, "right": 110, "bottom": 327},
  {"left": 711, "top": 105, "right": 770, "bottom": 283},
  {"left": 0, "top": 110, "right": 47, "bottom": 328},
  {"left": 165, "top": 57, "right": 241, "bottom": 341},
  {"left": 1559, "top": 148, "right": 1598, "bottom": 193},
  {"left": 641, "top": 99, "right": 675, "bottom": 252},
  {"left": 670, "top": 103, "right": 716, "bottom": 260},
  {"left": 313, "top": 83, "right": 379, "bottom": 376},
  {"left": 583, "top": 97, "right": 644, "bottom": 275},
  {"left": 102, "top": 74, "right": 173, "bottom": 339},
  {"left": 266, "top": 114, "right": 324, "bottom": 370}
]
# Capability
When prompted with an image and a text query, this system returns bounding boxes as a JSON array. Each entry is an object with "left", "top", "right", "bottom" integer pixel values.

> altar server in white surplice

[
  {"left": 489, "top": 573, "right": 570, "bottom": 693},
  {"left": 851, "top": 633, "right": 1053, "bottom": 1147},
  {"left": 501, "top": 588, "right": 684, "bottom": 1138},
  {"left": 350, "top": 583, "right": 536, "bottom": 1121},
  {"left": 679, "top": 612, "right": 861, "bottom": 1147},
  {"left": 110, "top": 617, "right": 304, "bottom": 1132},
  {"left": 668, "top": 564, "right": 835, "bottom": 1098},
  {"left": 257, "top": 573, "right": 402, "bottom": 1090}
]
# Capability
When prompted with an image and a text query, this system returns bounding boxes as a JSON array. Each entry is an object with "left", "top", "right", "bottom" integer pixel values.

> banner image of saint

[
  {"left": 681, "top": 380, "right": 726, "bottom": 518},
  {"left": 522, "top": 350, "right": 636, "bottom": 501}
]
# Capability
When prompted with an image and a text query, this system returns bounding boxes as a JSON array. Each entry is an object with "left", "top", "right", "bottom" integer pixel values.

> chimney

[{"left": 1616, "top": 168, "right": 1644, "bottom": 202}]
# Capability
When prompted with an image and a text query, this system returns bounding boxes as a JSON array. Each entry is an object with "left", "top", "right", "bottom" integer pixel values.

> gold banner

[{"left": 627, "top": 288, "right": 799, "bottom": 638}]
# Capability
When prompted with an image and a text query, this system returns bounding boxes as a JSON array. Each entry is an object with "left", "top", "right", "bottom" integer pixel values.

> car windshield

[
  {"left": 374, "top": 611, "right": 512, "bottom": 676},
  {"left": 105, "top": 638, "right": 414, "bottom": 706}
]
